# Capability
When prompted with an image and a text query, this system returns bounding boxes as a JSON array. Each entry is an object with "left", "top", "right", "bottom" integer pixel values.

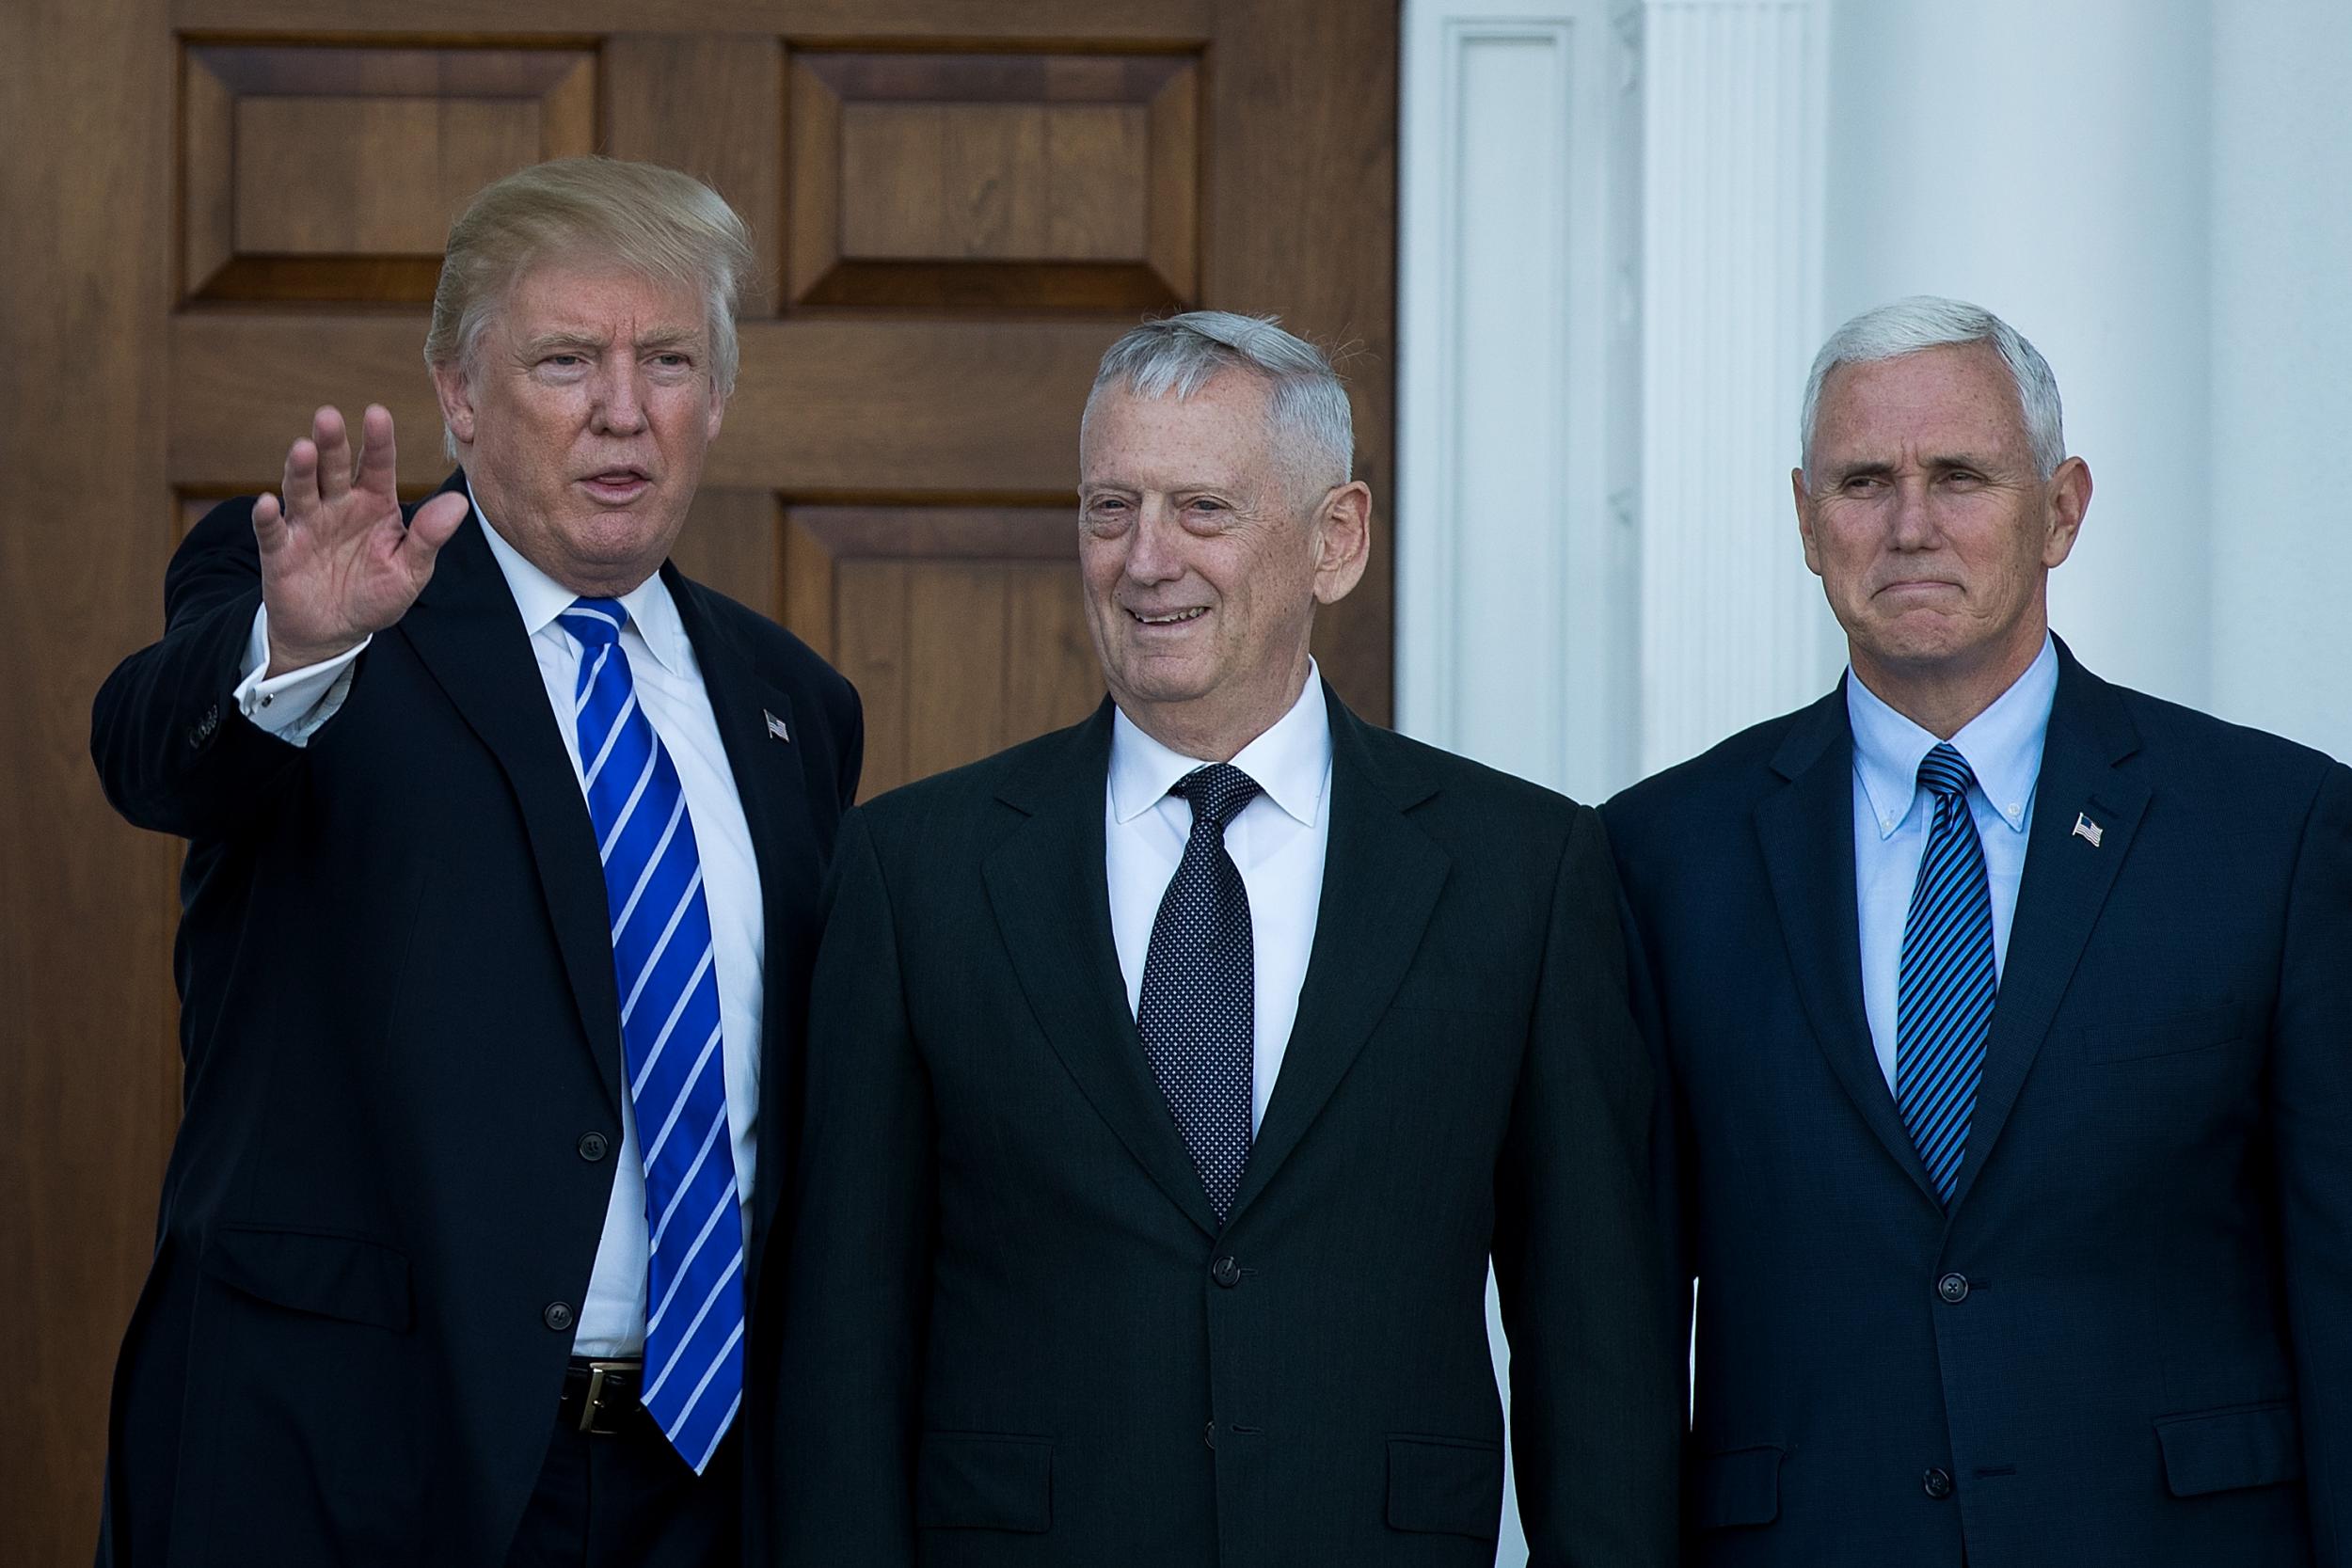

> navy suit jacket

[
  {"left": 1602, "top": 640, "right": 2352, "bottom": 1568},
  {"left": 89, "top": 473, "right": 860, "bottom": 1564}
]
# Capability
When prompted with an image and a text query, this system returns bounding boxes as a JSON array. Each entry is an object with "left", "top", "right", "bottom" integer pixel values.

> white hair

[
  {"left": 1084, "top": 310, "right": 1355, "bottom": 499},
  {"left": 1800, "top": 295, "right": 2066, "bottom": 480}
]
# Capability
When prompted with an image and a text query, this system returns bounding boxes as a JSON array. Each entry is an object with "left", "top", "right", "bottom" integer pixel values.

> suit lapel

[
  {"left": 664, "top": 567, "right": 823, "bottom": 1255},
  {"left": 982, "top": 704, "right": 1224, "bottom": 1238},
  {"left": 396, "top": 474, "right": 624, "bottom": 1117},
  {"left": 1753, "top": 686, "right": 1943, "bottom": 1210},
  {"left": 1945, "top": 643, "right": 2146, "bottom": 1212},
  {"left": 1228, "top": 694, "right": 1449, "bottom": 1225}
]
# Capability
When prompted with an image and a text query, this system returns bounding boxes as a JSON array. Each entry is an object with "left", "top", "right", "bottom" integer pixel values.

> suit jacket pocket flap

[
  {"left": 2155, "top": 1402, "right": 2302, "bottom": 1497},
  {"left": 2079, "top": 1001, "right": 2258, "bottom": 1063},
  {"left": 1385, "top": 1435, "right": 1503, "bottom": 1539},
  {"left": 1692, "top": 1445, "right": 1783, "bottom": 1529},
  {"left": 916, "top": 1432, "right": 1053, "bottom": 1532},
  {"left": 201, "top": 1226, "right": 412, "bottom": 1332}
]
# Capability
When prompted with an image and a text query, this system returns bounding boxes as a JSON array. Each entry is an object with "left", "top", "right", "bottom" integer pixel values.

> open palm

[{"left": 255, "top": 404, "right": 469, "bottom": 675}]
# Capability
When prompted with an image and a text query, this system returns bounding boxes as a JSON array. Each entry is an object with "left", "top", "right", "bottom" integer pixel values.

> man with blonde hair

[{"left": 91, "top": 156, "right": 861, "bottom": 1564}]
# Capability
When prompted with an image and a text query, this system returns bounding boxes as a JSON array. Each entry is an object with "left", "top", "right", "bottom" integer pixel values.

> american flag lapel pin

[
  {"left": 2072, "top": 811, "right": 2104, "bottom": 847},
  {"left": 764, "top": 708, "right": 790, "bottom": 743}
]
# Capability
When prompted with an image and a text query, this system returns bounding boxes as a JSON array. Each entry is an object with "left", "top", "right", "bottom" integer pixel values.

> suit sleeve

[
  {"left": 90, "top": 495, "right": 311, "bottom": 840},
  {"left": 1494, "top": 806, "right": 1682, "bottom": 1568},
  {"left": 2271, "top": 760, "right": 2352, "bottom": 1564},
  {"left": 771, "top": 807, "right": 934, "bottom": 1565}
]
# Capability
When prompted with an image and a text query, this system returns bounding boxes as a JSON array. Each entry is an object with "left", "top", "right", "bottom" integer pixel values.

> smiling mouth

[{"left": 1127, "top": 607, "right": 1207, "bottom": 626}]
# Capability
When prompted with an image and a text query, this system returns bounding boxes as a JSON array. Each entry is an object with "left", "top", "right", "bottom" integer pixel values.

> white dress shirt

[
  {"left": 1105, "top": 666, "right": 1332, "bottom": 1132},
  {"left": 1849, "top": 634, "right": 2058, "bottom": 1093},
  {"left": 231, "top": 492, "right": 765, "bottom": 1356}
]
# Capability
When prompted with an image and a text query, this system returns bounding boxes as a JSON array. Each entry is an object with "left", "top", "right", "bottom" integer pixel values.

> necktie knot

[
  {"left": 1916, "top": 742, "right": 1977, "bottom": 803},
  {"left": 557, "top": 597, "right": 628, "bottom": 650},
  {"left": 1173, "top": 763, "right": 1263, "bottom": 835}
]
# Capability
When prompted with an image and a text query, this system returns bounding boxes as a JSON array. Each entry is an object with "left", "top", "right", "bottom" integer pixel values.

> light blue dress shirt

[{"left": 1849, "top": 635, "right": 2059, "bottom": 1093}]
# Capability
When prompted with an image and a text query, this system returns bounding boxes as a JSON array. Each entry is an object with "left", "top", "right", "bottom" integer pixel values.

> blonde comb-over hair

[{"left": 425, "top": 157, "right": 756, "bottom": 452}]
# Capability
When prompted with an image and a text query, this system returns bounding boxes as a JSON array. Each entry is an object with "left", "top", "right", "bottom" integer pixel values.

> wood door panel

[
  {"left": 172, "top": 0, "right": 1218, "bottom": 37},
  {"left": 14, "top": 4, "right": 1393, "bottom": 1560},
  {"left": 790, "top": 51, "right": 1196, "bottom": 312},
  {"left": 183, "top": 45, "right": 596, "bottom": 302},
  {"left": 786, "top": 505, "right": 1100, "bottom": 797},
  {"left": 169, "top": 315, "right": 1118, "bottom": 495}
]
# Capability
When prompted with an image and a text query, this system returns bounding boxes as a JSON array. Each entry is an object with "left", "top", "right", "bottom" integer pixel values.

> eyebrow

[{"left": 517, "top": 326, "right": 704, "bottom": 356}]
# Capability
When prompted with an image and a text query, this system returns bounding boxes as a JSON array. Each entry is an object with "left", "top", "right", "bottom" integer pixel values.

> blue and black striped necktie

[
  {"left": 557, "top": 597, "right": 743, "bottom": 1473},
  {"left": 1896, "top": 742, "right": 1998, "bottom": 1206}
]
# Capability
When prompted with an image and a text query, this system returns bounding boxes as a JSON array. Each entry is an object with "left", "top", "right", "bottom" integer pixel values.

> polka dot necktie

[
  {"left": 1897, "top": 742, "right": 1998, "bottom": 1206},
  {"left": 1137, "top": 763, "right": 1263, "bottom": 1225}
]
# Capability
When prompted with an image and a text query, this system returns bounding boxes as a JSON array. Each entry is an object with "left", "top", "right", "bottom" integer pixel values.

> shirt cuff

[{"left": 234, "top": 604, "right": 368, "bottom": 747}]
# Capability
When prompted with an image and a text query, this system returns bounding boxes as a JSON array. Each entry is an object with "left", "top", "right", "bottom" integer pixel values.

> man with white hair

[
  {"left": 1603, "top": 296, "right": 2352, "bottom": 1565},
  {"left": 90, "top": 157, "right": 861, "bottom": 1564},
  {"left": 770, "top": 311, "right": 1681, "bottom": 1564}
]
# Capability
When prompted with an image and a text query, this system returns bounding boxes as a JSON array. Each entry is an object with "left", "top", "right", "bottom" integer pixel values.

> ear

[
  {"left": 2042, "top": 455, "right": 2091, "bottom": 568},
  {"left": 705, "top": 379, "right": 728, "bottom": 444},
  {"left": 1792, "top": 467, "right": 1825, "bottom": 578},
  {"left": 431, "top": 360, "right": 478, "bottom": 451},
  {"left": 1311, "top": 480, "right": 1373, "bottom": 606}
]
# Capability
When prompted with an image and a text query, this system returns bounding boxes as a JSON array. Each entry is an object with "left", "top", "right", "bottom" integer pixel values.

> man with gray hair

[
  {"left": 90, "top": 157, "right": 862, "bottom": 1564},
  {"left": 1603, "top": 296, "right": 2352, "bottom": 1565},
  {"left": 771, "top": 310, "right": 1681, "bottom": 1564}
]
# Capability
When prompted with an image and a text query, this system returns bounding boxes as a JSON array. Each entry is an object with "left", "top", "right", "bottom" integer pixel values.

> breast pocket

[{"left": 2077, "top": 1001, "right": 2260, "bottom": 1065}]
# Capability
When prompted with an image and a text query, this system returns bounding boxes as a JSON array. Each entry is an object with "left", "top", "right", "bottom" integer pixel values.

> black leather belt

[{"left": 557, "top": 1356, "right": 644, "bottom": 1435}]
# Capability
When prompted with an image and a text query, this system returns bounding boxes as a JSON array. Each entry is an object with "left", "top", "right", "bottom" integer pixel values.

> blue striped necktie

[
  {"left": 1896, "top": 742, "right": 1998, "bottom": 1205},
  {"left": 558, "top": 598, "right": 742, "bottom": 1472}
]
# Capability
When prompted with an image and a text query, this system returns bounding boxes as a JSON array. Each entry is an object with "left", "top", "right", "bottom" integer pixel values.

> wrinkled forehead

[
  {"left": 1080, "top": 372, "right": 1288, "bottom": 480},
  {"left": 1814, "top": 342, "right": 2032, "bottom": 458}
]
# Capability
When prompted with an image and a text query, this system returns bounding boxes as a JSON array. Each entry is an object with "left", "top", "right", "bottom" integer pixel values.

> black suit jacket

[
  {"left": 768, "top": 691, "right": 1681, "bottom": 1566},
  {"left": 88, "top": 473, "right": 860, "bottom": 1565},
  {"left": 1602, "top": 641, "right": 2352, "bottom": 1568}
]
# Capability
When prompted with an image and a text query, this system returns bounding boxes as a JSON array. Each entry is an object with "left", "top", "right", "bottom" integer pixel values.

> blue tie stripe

[
  {"left": 1895, "top": 743, "right": 1998, "bottom": 1204},
  {"left": 558, "top": 598, "right": 742, "bottom": 1473}
]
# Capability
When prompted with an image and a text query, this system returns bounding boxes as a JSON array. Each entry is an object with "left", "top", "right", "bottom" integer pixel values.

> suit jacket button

[
  {"left": 544, "top": 1301, "right": 575, "bottom": 1332},
  {"left": 578, "top": 1132, "right": 610, "bottom": 1162},
  {"left": 1923, "top": 1467, "right": 1954, "bottom": 1500},
  {"left": 1211, "top": 1256, "right": 1242, "bottom": 1288},
  {"left": 1937, "top": 1273, "right": 1970, "bottom": 1303},
  {"left": 1202, "top": 1421, "right": 1216, "bottom": 1450}
]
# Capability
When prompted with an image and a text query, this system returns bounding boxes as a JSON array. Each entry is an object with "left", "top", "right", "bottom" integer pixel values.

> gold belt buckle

[{"left": 578, "top": 1357, "right": 641, "bottom": 1434}]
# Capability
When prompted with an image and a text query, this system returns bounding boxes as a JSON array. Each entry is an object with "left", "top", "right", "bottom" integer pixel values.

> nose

[
  {"left": 590, "top": 362, "right": 648, "bottom": 436},
  {"left": 1123, "top": 502, "right": 1184, "bottom": 585},
  {"left": 1889, "top": 474, "right": 1938, "bottom": 547}
]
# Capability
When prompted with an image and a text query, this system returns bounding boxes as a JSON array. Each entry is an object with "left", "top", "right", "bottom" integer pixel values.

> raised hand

[{"left": 252, "top": 404, "right": 471, "bottom": 676}]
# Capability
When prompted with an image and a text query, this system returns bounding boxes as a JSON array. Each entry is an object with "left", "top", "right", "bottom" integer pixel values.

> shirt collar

[
  {"left": 466, "top": 474, "right": 691, "bottom": 678},
  {"left": 1846, "top": 633, "right": 2058, "bottom": 840},
  {"left": 1108, "top": 661, "right": 1332, "bottom": 829}
]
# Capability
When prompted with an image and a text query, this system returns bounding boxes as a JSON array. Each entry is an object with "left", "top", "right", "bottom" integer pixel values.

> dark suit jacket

[
  {"left": 87, "top": 472, "right": 860, "bottom": 1565},
  {"left": 766, "top": 690, "right": 1681, "bottom": 1567},
  {"left": 1602, "top": 640, "right": 2352, "bottom": 1568}
]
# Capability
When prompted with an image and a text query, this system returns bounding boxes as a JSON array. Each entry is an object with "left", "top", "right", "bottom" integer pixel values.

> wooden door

[{"left": 2, "top": 0, "right": 1395, "bottom": 1559}]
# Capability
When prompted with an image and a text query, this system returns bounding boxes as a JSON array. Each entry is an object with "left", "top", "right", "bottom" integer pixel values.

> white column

[
  {"left": 1637, "top": 0, "right": 1836, "bottom": 777},
  {"left": 2209, "top": 0, "right": 2352, "bottom": 762},
  {"left": 1820, "top": 0, "right": 2215, "bottom": 708},
  {"left": 1397, "top": 0, "right": 1643, "bottom": 806}
]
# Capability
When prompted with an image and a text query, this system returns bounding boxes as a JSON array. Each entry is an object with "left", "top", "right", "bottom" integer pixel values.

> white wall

[
  {"left": 1396, "top": 1, "right": 2352, "bottom": 1560},
  {"left": 1821, "top": 0, "right": 2217, "bottom": 709},
  {"left": 2209, "top": 0, "right": 2352, "bottom": 760}
]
